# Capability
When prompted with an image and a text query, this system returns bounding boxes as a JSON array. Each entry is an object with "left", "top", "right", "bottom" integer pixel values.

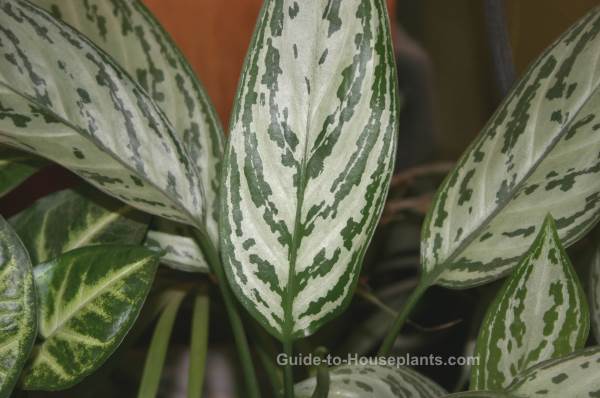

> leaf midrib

[
  {"left": 436, "top": 54, "right": 600, "bottom": 281},
  {"left": 42, "top": 256, "right": 149, "bottom": 339},
  {"left": 0, "top": 81, "right": 203, "bottom": 230},
  {"left": 65, "top": 205, "right": 131, "bottom": 251}
]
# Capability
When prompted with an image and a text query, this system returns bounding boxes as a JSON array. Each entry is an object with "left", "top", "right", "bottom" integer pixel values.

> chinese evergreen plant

[{"left": 0, "top": 0, "right": 599, "bottom": 397}]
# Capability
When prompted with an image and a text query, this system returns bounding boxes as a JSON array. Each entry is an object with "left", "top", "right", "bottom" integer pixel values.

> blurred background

[{"left": 12, "top": 0, "right": 600, "bottom": 397}]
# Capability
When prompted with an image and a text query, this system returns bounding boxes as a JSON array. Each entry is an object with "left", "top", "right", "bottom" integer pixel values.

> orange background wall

[{"left": 143, "top": 0, "right": 397, "bottom": 130}]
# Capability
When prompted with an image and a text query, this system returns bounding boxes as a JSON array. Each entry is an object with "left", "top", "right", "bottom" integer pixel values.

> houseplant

[{"left": 0, "top": 0, "right": 599, "bottom": 397}]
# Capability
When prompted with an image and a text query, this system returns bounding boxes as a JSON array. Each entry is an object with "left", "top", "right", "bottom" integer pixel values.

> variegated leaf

[
  {"left": 0, "top": 146, "right": 43, "bottom": 197},
  {"left": 590, "top": 243, "right": 600, "bottom": 343},
  {"left": 22, "top": 245, "right": 159, "bottom": 390},
  {"left": 294, "top": 365, "right": 446, "bottom": 398},
  {"left": 421, "top": 7, "right": 600, "bottom": 288},
  {"left": 32, "top": 0, "right": 224, "bottom": 244},
  {"left": 0, "top": 0, "right": 205, "bottom": 227},
  {"left": 221, "top": 0, "right": 399, "bottom": 339},
  {"left": 443, "top": 393, "right": 516, "bottom": 398},
  {"left": 10, "top": 187, "right": 149, "bottom": 264},
  {"left": 507, "top": 347, "right": 600, "bottom": 397},
  {"left": 144, "top": 219, "right": 208, "bottom": 273},
  {"left": 471, "top": 216, "right": 589, "bottom": 390},
  {"left": 0, "top": 215, "right": 35, "bottom": 398}
]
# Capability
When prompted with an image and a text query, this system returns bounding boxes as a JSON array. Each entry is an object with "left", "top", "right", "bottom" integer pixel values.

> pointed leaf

[
  {"left": 0, "top": 147, "right": 43, "bottom": 197},
  {"left": 507, "top": 347, "right": 600, "bottom": 397},
  {"left": 221, "top": 0, "right": 399, "bottom": 339},
  {"left": 144, "top": 219, "right": 208, "bottom": 273},
  {"left": 421, "top": 7, "right": 600, "bottom": 288},
  {"left": 10, "top": 187, "right": 149, "bottom": 264},
  {"left": 22, "top": 245, "right": 160, "bottom": 390},
  {"left": 0, "top": 215, "right": 35, "bottom": 398},
  {"left": 471, "top": 216, "right": 589, "bottom": 390},
  {"left": 32, "top": 0, "right": 224, "bottom": 243},
  {"left": 0, "top": 1, "right": 205, "bottom": 226},
  {"left": 294, "top": 365, "right": 446, "bottom": 398},
  {"left": 589, "top": 244, "right": 600, "bottom": 343}
]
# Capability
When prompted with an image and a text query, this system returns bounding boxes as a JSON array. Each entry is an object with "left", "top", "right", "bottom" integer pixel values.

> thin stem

[
  {"left": 356, "top": 287, "right": 462, "bottom": 332},
  {"left": 484, "top": 0, "right": 516, "bottom": 98},
  {"left": 283, "top": 339, "right": 294, "bottom": 398},
  {"left": 377, "top": 280, "right": 430, "bottom": 356},
  {"left": 187, "top": 291, "right": 210, "bottom": 398},
  {"left": 192, "top": 231, "right": 261, "bottom": 398},
  {"left": 137, "top": 290, "right": 186, "bottom": 398}
]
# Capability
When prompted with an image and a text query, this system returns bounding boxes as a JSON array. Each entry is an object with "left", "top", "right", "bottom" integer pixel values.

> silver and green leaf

[
  {"left": 471, "top": 216, "right": 589, "bottom": 390},
  {"left": 0, "top": 215, "right": 35, "bottom": 398},
  {"left": 0, "top": 0, "right": 205, "bottom": 227},
  {"left": 0, "top": 146, "right": 43, "bottom": 197},
  {"left": 221, "top": 0, "right": 399, "bottom": 339},
  {"left": 22, "top": 245, "right": 159, "bottom": 390},
  {"left": 506, "top": 347, "right": 600, "bottom": 398},
  {"left": 10, "top": 187, "right": 149, "bottom": 264},
  {"left": 144, "top": 219, "right": 208, "bottom": 273},
  {"left": 421, "top": 7, "right": 600, "bottom": 288},
  {"left": 294, "top": 365, "right": 446, "bottom": 398},
  {"left": 32, "top": 0, "right": 224, "bottom": 244}
]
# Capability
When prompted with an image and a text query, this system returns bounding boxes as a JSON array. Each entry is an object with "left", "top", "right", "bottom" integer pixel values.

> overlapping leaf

[
  {"left": 10, "top": 188, "right": 149, "bottom": 264},
  {"left": 294, "top": 365, "right": 446, "bottom": 398},
  {"left": 0, "top": 215, "right": 35, "bottom": 398},
  {"left": 22, "top": 245, "right": 159, "bottom": 390},
  {"left": 506, "top": 347, "right": 600, "bottom": 397},
  {"left": 471, "top": 216, "right": 589, "bottom": 390},
  {"left": 0, "top": 0, "right": 205, "bottom": 227},
  {"left": 32, "top": 0, "right": 224, "bottom": 244},
  {"left": 421, "top": 7, "right": 600, "bottom": 288},
  {"left": 0, "top": 146, "right": 43, "bottom": 197},
  {"left": 589, "top": 243, "right": 600, "bottom": 343},
  {"left": 144, "top": 219, "right": 208, "bottom": 273},
  {"left": 221, "top": 0, "right": 399, "bottom": 339}
]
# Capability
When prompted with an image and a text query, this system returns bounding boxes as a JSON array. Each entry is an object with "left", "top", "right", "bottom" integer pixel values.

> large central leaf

[
  {"left": 421, "top": 7, "right": 600, "bottom": 288},
  {"left": 0, "top": 1, "right": 205, "bottom": 227},
  {"left": 221, "top": 0, "right": 398, "bottom": 339}
]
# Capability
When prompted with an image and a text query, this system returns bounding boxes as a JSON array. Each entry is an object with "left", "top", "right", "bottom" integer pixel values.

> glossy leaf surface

[
  {"left": 22, "top": 245, "right": 159, "bottom": 390},
  {"left": 10, "top": 188, "right": 149, "bottom": 264}
]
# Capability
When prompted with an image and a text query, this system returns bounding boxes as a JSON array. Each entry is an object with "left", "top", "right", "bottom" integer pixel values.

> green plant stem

[
  {"left": 137, "top": 290, "right": 186, "bottom": 398},
  {"left": 311, "top": 363, "right": 330, "bottom": 398},
  {"left": 188, "top": 291, "right": 210, "bottom": 398},
  {"left": 377, "top": 281, "right": 430, "bottom": 356},
  {"left": 192, "top": 230, "right": 261, "bottom": 398},
  {"left": 283, "top": 339, "right": 294, "bottom": 398}
]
